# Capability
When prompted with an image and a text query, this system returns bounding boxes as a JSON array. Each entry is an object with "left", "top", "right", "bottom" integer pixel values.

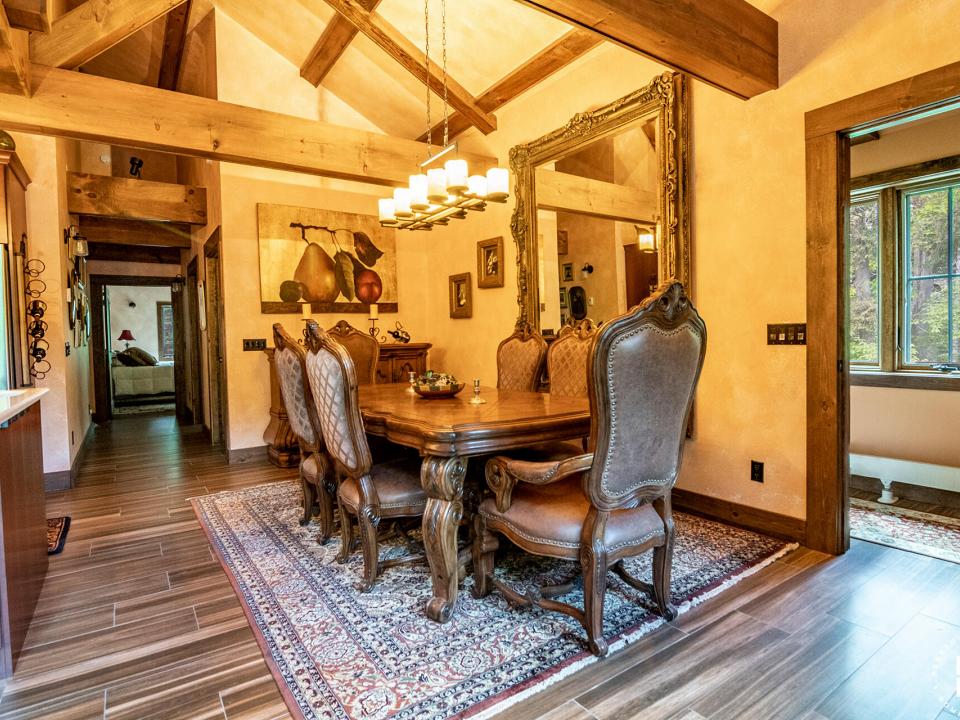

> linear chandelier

[{"left": 378, "top": 0, "right": 509, "bottom": 231}]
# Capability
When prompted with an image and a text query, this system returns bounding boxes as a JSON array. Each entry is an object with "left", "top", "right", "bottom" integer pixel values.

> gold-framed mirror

[{"left": 509, "top": 72, "right": 689, "bottom": 331}]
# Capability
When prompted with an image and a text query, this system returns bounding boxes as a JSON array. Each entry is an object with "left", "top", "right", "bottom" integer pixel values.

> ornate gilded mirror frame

[{"left": 509, "top": 72, "right": 689, "bottom": 329}]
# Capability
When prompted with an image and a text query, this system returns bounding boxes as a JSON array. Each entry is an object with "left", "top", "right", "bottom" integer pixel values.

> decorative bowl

[{"left": 413, "top": 372, "right": 464, "bottom": 399}]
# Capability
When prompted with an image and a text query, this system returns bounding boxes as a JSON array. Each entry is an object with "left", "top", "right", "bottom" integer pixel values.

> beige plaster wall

[{"left": 107, "top": 285, "right": 172, "bottom": 357}]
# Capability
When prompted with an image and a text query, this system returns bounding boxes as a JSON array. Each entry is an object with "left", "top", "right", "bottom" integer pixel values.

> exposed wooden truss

[
  {"left": 0, "top": 3, "right": 29, "bottom": 96},
  {"left": 157, "top": 0, "right": 191, "bottom": 90},
  {"left": 79, "top": 216, "right": 193, "bottom": 248},
  {"left": 31, "top": 0, "right": 188, "bottom": 69},
  {"left": 535, "top": 168, "right": 655, "bottom": 223},
  {"left": 0, "top": 65, "right": 495, "bottom": 186},
  {"left": 516, "top": 0, "right": 778, "bottom": 99},
  {"left": 418, "top": 28, "right": 600, "bottom": 143},
  {"left": 3, "top": 0, "right": 50, "bottom": 33},
  {"left": 320, "top": 0, "right": 497, "bottom": 134},
  {"left": 67, "top": 172, "right": 208, "bottom": 225},
  {"left": 301, "top": 0, "right": 380, "bottom": 86}
]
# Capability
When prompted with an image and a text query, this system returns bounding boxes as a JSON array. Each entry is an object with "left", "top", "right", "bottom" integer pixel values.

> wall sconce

[
  {"left": 171, "top": 274, "right": 185, "bottom": 293},
  {"left": 64, "top": 225, "right": 88, "bottom": 257},
  {"left": 580, "top": 263, "right": 594, "bottom": 280},
  {"left": 129, "top": 156, "right": 144, "bottom": 178},
  {"left": 635, "top": 224, "right": 657, "bottom": 254}
]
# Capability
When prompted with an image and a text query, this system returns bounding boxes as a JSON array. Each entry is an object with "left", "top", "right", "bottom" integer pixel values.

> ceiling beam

[
  {"left": 0, "top": 65, "right": 496, "bottom": 186},
  {"left": 79, "top": 216, "right": 193, "bottom": 248},
  {"left": 320, "top": 0, "right": 497, "bottom": 135},
  {"left": 3, "top": 0, "right": 50, "bottom": 33},
  {"left": 419, "top": 28, "right": 600, "bottom": 143},
  {"left": 67, "top": 172, "right": 208, "bottom": 225},
  {"left": 300, "top": 0, "right": 380, "bottom": 87},
  {"left": 0, "top": 3, "right": 29, "bottom": 96},
  {"left": 535, "top": 168, "right": 656, "bottom": 223},
  {"left": 157, "top": 0, "right": 191, "bottom": 90},
  {"left": 31, "top": 0, "right": 188, "bottom": 69},
  {"left": 87, "top": 242, "right": 181, "bottom": 264},
  {"left": 516, "top": 0, "right": 778, "bottom": 99}
]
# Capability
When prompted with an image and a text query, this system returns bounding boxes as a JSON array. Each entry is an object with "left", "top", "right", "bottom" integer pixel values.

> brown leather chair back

[
  {"left": 327, "top": 320, "right": 379, "bottom": 385},
  {"left": 303, "top": 321, "right": 373, "bottom": 477},
  {"left": 586, "top": 281, "right": 706, "bottom": 510},
  {"left": 547, "top": 319, "right": 597, "bottom": 397},
  {"left": 272, "top": 323, "right": 322, "bottom": 455},
  {"left": 496, "top": 323, "right": 547, "bottom": 391}
]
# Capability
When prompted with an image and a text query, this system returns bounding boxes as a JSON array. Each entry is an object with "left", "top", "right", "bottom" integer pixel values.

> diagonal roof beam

[
  {"left": 0, "top": 3, "right": 30, "bottom": 96},
  {"left": 157, "top": 0, "right": 191, "bottom": 90},
  {"left": 515, "top": 0, "right": 778, "bottom": 99},
  {"left": 418, "top": 28, "right": 600, "bottom": 143},
  {"left": 320, "top": 0, "right": 497, "bottom": 135},
  {"left": 301, "top": 0, "right": 380, "bottom": 87},
  {"left": 3, "top": 0, "right": 51, "bottom": 33},
  {"left": 31, "top": 0, "right": 188, "bottom": 69}
]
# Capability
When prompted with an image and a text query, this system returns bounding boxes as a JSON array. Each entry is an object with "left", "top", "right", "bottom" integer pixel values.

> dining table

[{"left": 358, "top": 382, "right": 590, "bottom": 623}]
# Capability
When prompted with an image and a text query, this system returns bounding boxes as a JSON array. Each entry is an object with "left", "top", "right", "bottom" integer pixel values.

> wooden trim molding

[
  {"left": 850, "top": 371, "right": 960, "bottom": 391},
  {"left": 227, "top": 446, "right": 267, "bottom": 465},
  {"left": 851, "top": 153, "right": 960, "bottom": 191},
  {"left": 672, "top": 489, "right": 806, "bottom": 544}
]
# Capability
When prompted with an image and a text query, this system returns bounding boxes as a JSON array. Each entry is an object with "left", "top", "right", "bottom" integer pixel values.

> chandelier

[{"left": 378, "top": 0, "right": 509, "bottom": 231}]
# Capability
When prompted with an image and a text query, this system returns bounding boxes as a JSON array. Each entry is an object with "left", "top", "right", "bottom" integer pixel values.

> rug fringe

[{"left": 469, "top": 541, "right": 799, "bottom": 720}]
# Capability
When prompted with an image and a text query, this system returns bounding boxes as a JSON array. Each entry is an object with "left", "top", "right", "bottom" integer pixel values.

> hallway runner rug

[
  {"left": 193, "top": 481, "right": 796, "bottom": 720},
  {"left": 46, "top": 516, "right": 70, "bottom": 555},
  {"left": 850, "top": 497, "right": 960, "bottom": 564}
]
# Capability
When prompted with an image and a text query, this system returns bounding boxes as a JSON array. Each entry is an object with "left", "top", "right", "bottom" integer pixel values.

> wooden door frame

[
  {"left": 185, "top": 257, "right": 204, "bottom": 427},
  {"left": 203, "top": 229, "right": 228, "bottom": 447},
  {"left": 89, "top": 274, "right": 183, "bottom": 425},
  {"left": 804, "top": 61, "right": 960, "bottom": 554}
]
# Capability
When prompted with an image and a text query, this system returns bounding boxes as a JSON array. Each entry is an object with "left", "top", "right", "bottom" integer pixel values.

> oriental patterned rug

[
  {"left": 850, "top": 497, "right": 960, "bottom": 564},
  {"left": 46, "top": 516, "right": 70, "bottom": 555},
  {"left": 193, "top": 481, "right": 796, "bottom": 720}
]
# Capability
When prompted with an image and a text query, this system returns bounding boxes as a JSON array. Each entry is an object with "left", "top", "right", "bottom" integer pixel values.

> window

[
  {"left": 848, "top": 169, "right": 960, "bottom": 380},
  {"left": 157, "top": 302, "right": 174, "bottom": 361}
]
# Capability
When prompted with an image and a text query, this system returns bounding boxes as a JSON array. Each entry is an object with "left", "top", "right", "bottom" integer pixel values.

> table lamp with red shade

[{"left": 117, "top": 329, "right": 135, "bottom": 349}]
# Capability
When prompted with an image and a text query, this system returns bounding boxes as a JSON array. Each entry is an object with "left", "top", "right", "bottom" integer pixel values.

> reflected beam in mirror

[{"left": 535, "top": 168, "right": 656, "bottom": 223}]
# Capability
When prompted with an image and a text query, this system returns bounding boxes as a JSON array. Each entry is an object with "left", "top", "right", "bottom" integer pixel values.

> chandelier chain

[
  {"left": 441, "top": 0, "right": 448, "bottom": 148},
  {"left": 424, "top": 0, "right": 431, "bottom": 159}
]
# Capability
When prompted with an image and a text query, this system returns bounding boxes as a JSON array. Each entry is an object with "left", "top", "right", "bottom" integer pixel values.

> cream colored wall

[
  {"left": 851, "top": 109, "right": 960, "bottom": 177},
  {"left": 107, "top": 285, "right": 172, "bottom": 357}
]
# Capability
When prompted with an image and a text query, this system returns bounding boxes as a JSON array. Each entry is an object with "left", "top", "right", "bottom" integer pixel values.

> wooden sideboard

[{"left": 264, "top": 342, "right": 431, "bottom": 468}]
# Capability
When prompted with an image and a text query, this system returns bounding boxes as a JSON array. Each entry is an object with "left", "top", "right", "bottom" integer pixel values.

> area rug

[
  {"left": 193, "top": 481, "right": 796, "bottom": 720},
  {"left": 46, "top": 516, "right": 71, "bottom": 555},
  {"left": 850, "top": 497, "right": 960, "bottom": 564}
]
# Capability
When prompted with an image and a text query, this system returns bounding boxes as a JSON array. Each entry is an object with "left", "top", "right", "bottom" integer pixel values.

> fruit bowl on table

[{"left": 413, "top": 372, "right": 464, "bottom": 399}]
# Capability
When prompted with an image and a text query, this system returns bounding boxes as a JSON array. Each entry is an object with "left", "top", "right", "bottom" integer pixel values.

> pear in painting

[{"left": 294, "top": 243, "right": 339, "bottom": 302}]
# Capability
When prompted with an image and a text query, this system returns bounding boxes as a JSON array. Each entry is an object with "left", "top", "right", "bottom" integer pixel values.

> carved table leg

[{"left": 421, "top": 455, "right": 467, "bottom": 623}]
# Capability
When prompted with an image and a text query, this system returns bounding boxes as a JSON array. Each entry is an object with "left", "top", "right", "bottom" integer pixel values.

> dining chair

[
  {"left": 303, "top": 320, "right": 427, "bottom": 591},
  {"left": 496, "top": 322, "right": 548, "bottom": 391},
  {"left": 473, "top": 281, "right": 706, "bottom": 657},
  {"left": 271, "top": 323, "right": 335, "bottom": 542},
  {"left": 327, "top": 319, "right": 379, "bottom": 385},
  {"left": 547, "top": 319, "right": 598, "bottom": 397}
]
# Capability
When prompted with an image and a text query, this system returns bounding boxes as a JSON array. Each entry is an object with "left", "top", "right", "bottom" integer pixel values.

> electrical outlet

[
  {"left": 242, "top": 338, "right": 267, "bottom": 351},
  {"left": 751, "top": 460, "right": 764, "bottom": 483},
  {"left": 767, "top": 323, "right": 807, "bottom": 345}
]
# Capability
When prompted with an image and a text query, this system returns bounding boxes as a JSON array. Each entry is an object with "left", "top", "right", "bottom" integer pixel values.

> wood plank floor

[{"left": 1, "top": 414, "right": 957, "bottom": 719}]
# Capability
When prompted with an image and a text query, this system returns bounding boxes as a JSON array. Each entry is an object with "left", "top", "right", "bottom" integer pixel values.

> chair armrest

[{"left": 485, "top": 453, "right": 593, "bottom": 512}]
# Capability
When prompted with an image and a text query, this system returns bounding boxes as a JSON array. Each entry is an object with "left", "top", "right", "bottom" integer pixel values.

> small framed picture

[
  {"left": 449, "top": 273, "right": 472, "bottom": 319},
  {"left": 477, "top": 236, "right": 504, "bottom": 289},
  {"left": 561, "top": 262, "right": 574, "bottom": 282},
  {"left": 559, "top": 286, "right": 568, "bottom": 309},
  {"left": 557, "top": 230, "right": 569, "bottom": 256}
]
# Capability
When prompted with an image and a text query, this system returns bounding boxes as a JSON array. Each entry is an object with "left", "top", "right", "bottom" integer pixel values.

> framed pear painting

[{"left": 257, "top": 203, "right": 399, "bottom": 313}]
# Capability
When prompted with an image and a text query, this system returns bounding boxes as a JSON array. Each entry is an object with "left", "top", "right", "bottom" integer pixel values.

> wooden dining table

[{"left": 358, "top": 383, "right": 590, "bottom": 623}]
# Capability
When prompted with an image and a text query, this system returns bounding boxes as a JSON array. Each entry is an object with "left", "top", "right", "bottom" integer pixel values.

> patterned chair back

[
  {"left": 585, "top": 281, "right": 706, "bottom": 510},
  {"left": 496, "top": 323, "right": 547, "bottom": 391},
  {"left": 547, "top": 320, "right": 598, "bottom": 397},
  {"left": 303, "top": 320, "right": 373, "bottom": 476},
  {"left": 272, "top": 324, "right": 322, "bottom": 454},
  {"left": 327, "top": 320, "right": 380, "bottom": 385}
]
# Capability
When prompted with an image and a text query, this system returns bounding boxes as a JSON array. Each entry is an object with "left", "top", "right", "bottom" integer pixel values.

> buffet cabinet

[{"left": 264, "top": 342, "right": 431, "bottom": 468}]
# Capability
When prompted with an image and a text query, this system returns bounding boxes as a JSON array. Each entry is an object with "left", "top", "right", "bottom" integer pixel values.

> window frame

[
  {"left": 156, "top": 301, "right": 174, "bottom": 362},
  {"left": 847, "top": 190, "right": 883, "bottom": 369},
  {"left": 849, "top": 165, "right": 960, "bottom": 386}
]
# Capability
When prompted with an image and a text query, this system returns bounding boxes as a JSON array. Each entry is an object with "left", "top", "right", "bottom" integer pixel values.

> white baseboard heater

[{"left": 849, "top": 453, "right": 960, "bottom": 504}]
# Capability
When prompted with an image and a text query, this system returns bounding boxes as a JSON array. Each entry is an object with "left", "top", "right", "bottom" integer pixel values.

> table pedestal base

[{"left": 421, "top": 455, "right": 467, "bottom": 623}]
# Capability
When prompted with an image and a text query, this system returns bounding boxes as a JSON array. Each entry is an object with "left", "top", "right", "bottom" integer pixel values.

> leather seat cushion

[
  {"left": 479, "top": 475, "right": 665, "bottom": 558},
  {"left": 338, "top": 456, "right": 426, "bottom": 512},
  {"left": 506, "top": 440, "right": 586, "bottom": 463}
]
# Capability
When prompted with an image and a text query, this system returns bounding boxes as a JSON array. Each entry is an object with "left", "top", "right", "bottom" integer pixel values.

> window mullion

[{"left": 880, "top": 187, "right": 897, "bottom": 372}]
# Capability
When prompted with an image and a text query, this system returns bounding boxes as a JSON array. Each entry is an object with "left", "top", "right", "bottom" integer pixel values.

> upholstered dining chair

[
  {"left": 271, "top": 323, "right": 334, "bottom": 542},
  {"left": 303, "top": 320, "right": 427, "bottom": 591},
  {"left": 328, "top": 319, "right": 379, "bottom": 385},
  {"left": 547, "top": 319, "right": 598, "bottom": 398},
  {"left": 473, "top": 281, "right": 706, "bottom": 657},
  {"left": 496, "top": 322, "right": 548, "bottom": 391}
]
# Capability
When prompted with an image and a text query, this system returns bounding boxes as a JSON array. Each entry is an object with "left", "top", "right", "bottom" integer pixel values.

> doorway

[
  {"left": 203, "top": 230, "right": 228, "bottom": 447},
  {"left": 804, "top": 62, "right": 960, "bottom": 555}
]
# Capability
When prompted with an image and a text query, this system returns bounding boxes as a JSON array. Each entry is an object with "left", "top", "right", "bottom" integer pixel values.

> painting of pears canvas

[{"left": 257, "top": 203, "right": 399, "bottom": 313}]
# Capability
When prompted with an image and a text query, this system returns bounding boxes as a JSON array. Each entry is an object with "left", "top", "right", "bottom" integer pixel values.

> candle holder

[
  {"left": 468, "top": 379, "right": 486, "bottom": 405},
  {"left": 407, "top": 371, "right": 417, "bottom": 394},
  {"left": 368, "top": 318, "right": 386, "bottom": 343}
]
